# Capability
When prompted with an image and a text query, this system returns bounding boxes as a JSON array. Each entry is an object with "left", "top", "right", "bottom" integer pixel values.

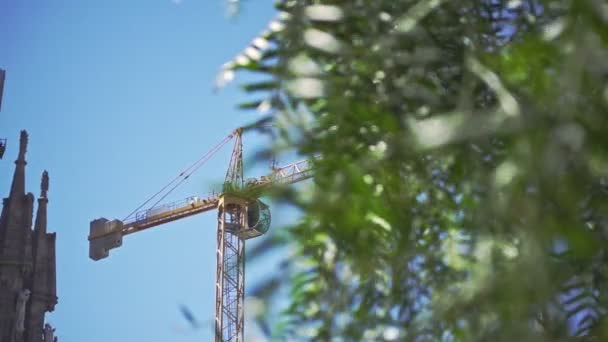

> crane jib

[
  {"left": 88, "top": 159, "right": 313, "bottom": 243},
  {"left": 88, "top": 197, "right": 220, "bottom": 241}
]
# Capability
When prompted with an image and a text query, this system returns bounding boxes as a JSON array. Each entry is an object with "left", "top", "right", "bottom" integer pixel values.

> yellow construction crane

[{"left": 88, "top": 128, "right": 313, "bottom": 341}]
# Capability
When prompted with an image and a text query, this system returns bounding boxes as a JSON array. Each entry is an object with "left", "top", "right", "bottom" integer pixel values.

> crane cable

[{"left": 123, "top": 132, "right": 235, "bottom": 221}]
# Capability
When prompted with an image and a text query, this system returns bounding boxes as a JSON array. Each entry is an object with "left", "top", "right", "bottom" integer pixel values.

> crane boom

[{"left": 88, "top": 159, "right": 313, "bottom": 253}]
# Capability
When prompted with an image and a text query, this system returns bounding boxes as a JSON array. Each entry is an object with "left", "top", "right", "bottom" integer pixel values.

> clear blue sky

[{"left": 0, "top": 1, "right": 290, "bottom": 340}]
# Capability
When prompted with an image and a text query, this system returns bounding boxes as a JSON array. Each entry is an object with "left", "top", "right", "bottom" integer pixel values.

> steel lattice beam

[{"left": 215, "top": 200, "right": 245, "bottom": 342}]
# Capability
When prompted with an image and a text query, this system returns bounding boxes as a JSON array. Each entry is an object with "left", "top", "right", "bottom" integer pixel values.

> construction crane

[{"left": 88, "top": 128, "right": 313, "bottom": 341}]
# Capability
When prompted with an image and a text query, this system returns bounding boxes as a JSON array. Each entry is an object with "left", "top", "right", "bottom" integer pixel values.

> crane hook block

[{"left": 89, "top": 218, "right": 123, "bottom": 261}]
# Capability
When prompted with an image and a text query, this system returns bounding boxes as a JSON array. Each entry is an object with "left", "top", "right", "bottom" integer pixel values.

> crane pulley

[{"left": 87, "top": 128, "right": 313, "bottom": 341}]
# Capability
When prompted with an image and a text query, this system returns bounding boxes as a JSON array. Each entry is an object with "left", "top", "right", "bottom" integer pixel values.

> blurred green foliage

[{"left": 225, "top": 0, "right": 608, "bottom": 340}]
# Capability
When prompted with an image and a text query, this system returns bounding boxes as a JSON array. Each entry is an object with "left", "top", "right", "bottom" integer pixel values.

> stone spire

[
  {"left": 0, "top": 130, "right": 36, "bottom": 342},
  {"left": 9, "top": 130, "right": 28, "bottom": 199},
  {"left": 41, "top": 171, "right": 48, "bottom": 199},
  {"left": 0, "top": 130, "right": 33, "bottom": 260},
  {"left": 34, "top": 172, "right": 49, "bottom": 235},
  {"left": 28, "top": 170, "right": 57, "bottom": 341}
]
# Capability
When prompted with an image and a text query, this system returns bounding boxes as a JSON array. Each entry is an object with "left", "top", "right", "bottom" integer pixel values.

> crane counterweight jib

[{"left": 89, "top": 218, "right": 123, "bottom": 261}]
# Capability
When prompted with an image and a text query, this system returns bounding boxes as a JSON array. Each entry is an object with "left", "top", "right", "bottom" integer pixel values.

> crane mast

[
  {"left": 215, "top": 129, "right": 245, "bottom": 341},
  {"left": 88, "top": 129, "right": 313, "bottom": 341}
]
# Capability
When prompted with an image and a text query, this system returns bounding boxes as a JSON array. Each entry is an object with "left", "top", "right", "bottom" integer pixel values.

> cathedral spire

[
  {"left": 41, "top": 171, "right": 49, "bottom": 199},
  {"left": 31, "top": 169, "right": 57, "bottom": 321},
  {"left": 34, "top": 171, "right": 49, "bottom": 235},
  {"left": 9, "top": 130, "right": 28, "bottom": 199}
]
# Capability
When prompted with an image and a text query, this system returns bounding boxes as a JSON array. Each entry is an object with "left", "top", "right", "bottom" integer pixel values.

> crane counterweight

[{"left": 89, "top": 218, "right": 123, "bottom": 261}]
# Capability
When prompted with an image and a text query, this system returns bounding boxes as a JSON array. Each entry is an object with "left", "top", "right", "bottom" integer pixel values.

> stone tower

[{"left": 0, "top": 130, "right": 57, "bottom": 342}]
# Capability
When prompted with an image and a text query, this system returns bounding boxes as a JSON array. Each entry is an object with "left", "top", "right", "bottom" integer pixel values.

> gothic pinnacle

[
  {"left": 41, "top": 170, "right": 49, "bottom": 199},
  {"left": 17, "top": 130, "right": 28, "bottom": 164},
  {"left": 9, "top": 130, "right": 28, "bottom": 198}
]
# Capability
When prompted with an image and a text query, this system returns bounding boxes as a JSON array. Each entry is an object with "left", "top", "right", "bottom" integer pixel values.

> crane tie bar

[{"left": 123, "top": 131, "right": 235, "bottom": 221}]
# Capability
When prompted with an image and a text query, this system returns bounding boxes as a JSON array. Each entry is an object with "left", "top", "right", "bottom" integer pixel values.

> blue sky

[{"left": 0, "top": 1, "right": 290, "bottom": 340}]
